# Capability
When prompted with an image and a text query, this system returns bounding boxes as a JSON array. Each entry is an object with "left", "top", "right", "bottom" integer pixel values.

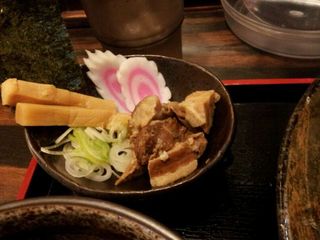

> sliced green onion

[
  {"left": 55, "top": 128, "right": 73, "bottom": 144},
  {"left": 64, "top": 156, "right": 95, "bottom": 178},
  {"left": 40, "top": 125, "right": 132, "bottom": 183},
  {"left": 86, "top": 164, "right": 113, "bottom": 182},
  {"left": 109, "top": 140, "right": 132, "bottom": 172},
  {"left": 68, "top": 128, "right": 110, "bottom": 164}
]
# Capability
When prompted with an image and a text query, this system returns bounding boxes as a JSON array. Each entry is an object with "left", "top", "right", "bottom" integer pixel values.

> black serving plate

[{"left": 22, "top": 82, "right": 311, "bottom": 240}]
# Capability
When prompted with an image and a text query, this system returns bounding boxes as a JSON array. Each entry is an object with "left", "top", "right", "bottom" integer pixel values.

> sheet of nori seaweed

[{"left": 0, "top": 0, "right": 94, "bottom": 95}]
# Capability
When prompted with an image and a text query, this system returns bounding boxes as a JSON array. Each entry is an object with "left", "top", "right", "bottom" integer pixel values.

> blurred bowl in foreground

[{"left": 0, "top": 196, "right": 182, "bottom": 240}]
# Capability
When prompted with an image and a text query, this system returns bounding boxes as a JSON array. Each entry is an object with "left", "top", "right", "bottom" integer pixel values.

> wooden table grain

[{"left": 0, "top": 3, "right": 319, "bottom": 205}]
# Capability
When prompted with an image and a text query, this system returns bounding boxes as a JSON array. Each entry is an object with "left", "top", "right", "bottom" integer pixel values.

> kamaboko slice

[
  {"left": 117, "top": 57, "right": 171, "bottom": 112},
  {"left": 83, "top": 50, "right": 129, "bottom": 112}
]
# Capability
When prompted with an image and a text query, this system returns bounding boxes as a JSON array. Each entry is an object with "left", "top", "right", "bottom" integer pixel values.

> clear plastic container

[{"left": 221, "top": 0, "right": 320, "bottom": 59}]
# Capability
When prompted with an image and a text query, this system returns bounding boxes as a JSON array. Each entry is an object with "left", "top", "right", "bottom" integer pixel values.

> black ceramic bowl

[
  {"left": 25, "top": 55, "right": 235, "bottom": 198},
  {"left": 0, "top": 196, "right": 181, "bottom": 239}
]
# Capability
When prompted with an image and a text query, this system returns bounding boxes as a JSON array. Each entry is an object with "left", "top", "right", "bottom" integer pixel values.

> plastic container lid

[{"left": 221, "top": 0, "right": 320, "bottom": 58}]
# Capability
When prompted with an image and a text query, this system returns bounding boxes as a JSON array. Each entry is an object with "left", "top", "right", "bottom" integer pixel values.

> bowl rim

[
  {"left": 24, "top": 54, "right": 235, "bottom": 198},
  {"left": 0, "top": 196, "right": 182, "bottom": 240}
]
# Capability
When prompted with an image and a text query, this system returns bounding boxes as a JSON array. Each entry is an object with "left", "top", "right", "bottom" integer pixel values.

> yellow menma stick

[{"left": 1, "top": 78, "right": 116, "bottom": 111}]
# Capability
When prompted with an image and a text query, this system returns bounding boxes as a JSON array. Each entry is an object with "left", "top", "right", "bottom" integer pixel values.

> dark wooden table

[{"left": 0, "top": 2, "right": 319, "bottom": 239}]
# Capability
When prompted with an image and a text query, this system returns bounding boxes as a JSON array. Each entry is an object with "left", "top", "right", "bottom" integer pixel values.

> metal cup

[{"left": 81, "top": 0, "right": 184, "bottom": 48}]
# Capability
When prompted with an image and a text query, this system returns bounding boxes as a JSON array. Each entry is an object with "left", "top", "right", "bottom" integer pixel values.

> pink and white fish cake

[
  {"left": 84, "top": 50, "right": 129, "bottom": 112},
  {"left": 117, "top": 57, "right": 172, "bottom": 112},
  {"left": 84, "top": 50, "right": 171, "bottom": 112}
]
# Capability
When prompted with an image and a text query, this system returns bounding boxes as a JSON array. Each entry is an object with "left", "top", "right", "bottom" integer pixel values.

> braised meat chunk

[
  {"left": 130, "top": 95, "right": 162, "bottom": 130},
  {"left": 148, "top": 132, "right": 207, "bottom": 187},
  {"left": 170, "top": 90, "right": 220, "bottom": 133},
  {"left": 117, "top": 90, "right": 220, "bottom": 187},
  {"left": 131, "top": 117, "right": 192, "bottom": 165}
]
